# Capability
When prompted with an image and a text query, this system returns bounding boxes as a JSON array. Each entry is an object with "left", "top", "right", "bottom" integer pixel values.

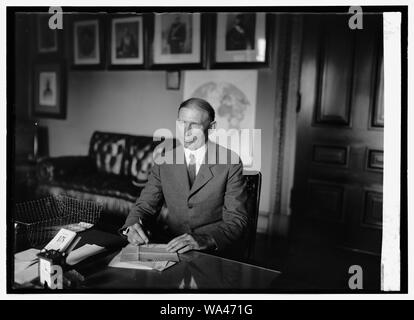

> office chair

[{"left": 243, "top": 171, "right": 262, "bottom": 261}]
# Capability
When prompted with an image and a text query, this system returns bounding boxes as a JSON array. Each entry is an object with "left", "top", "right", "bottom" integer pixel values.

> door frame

[{"left": 267, "top": 15, "right": 303, "bottom": 236}]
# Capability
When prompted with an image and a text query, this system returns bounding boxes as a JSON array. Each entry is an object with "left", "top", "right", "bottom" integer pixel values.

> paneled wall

[{"left": 293, "top": 14, "right": 383, "bottom": 253}]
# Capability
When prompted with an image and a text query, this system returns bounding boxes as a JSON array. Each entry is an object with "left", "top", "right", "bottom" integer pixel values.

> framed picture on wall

[
  {"left": 72, "top": 17, "right": 105, "bottom": 69},
  {"left": 36, "top": 13, "right": 59, "bottom": 54},
  {"left": 108, "top": 15, "right": 145, "bottom": 69},
  {"left": 150, "top": 13, "right": 204, "bottom": 69},
  {"left": 33, "top": 62, "right": 66, "bottom": 119},
  {"left": 211, "top": 12, "right": 270, "bottom": 68}
]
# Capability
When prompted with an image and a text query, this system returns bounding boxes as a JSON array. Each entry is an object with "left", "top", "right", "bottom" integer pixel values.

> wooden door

[{"left": 292, "top": 14, "right": 384, "bottom": 254}]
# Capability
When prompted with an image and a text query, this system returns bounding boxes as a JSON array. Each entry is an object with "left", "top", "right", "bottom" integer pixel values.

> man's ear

[{"left": 208, "top": 121, "right": 217, "bottom": 130}]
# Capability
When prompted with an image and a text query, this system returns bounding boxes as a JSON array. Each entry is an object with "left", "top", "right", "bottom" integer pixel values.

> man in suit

[{"left": 121, "top": 98, "right": 249, "bottom": 257}]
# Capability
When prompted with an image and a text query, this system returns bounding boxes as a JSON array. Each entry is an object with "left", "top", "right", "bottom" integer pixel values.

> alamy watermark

[
  {"left": 48, "top": 7, "right": 63, "bottom": 30},
  {"left": 152, "top": 124, "right": 262, "bottom": 171},
  {"left": 348, "top": 265, "right": 363, "bottom": 289},
  {"left": 348, "top": 6, "right": 363, "bottom": 30}
]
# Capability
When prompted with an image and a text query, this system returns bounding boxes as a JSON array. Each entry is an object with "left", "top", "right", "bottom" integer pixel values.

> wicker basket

[{"left": 15, "top": 195, "right": 103, "bottom": 248}]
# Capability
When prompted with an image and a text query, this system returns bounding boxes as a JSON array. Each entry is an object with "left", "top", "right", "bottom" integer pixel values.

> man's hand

[
  {"left": 126, "top": 222, "right": 149, "bottom": 246},
  {"left": 166, "top": 233, "right": 216, "bottom": 253}
]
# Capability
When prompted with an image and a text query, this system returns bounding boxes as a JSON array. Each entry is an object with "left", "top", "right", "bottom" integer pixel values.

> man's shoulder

[{"left": 206, "top": 141, "right": 242, "bottom": 166}]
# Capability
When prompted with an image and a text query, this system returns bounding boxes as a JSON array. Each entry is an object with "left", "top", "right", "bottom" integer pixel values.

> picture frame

[
  {"left": 150, "top": 13, "right": 205, "bottom": 69},
  {"left": 32, "top": 62, "right": 66, "bottom": 119},
  {"left": 211, "top": 13, "right": 271, "bottom": 68},
  {"left": 36, "top": 13, "right": 60, "bottom": 54},
  {"left": 72, "top": 17, "right": 105, "bottom": 69},
  {"left": 166, "top": 71, "right": 181, "bottom": 90},
  {"left": 108, "top": 14, "right": 145, "bottom": 69}
]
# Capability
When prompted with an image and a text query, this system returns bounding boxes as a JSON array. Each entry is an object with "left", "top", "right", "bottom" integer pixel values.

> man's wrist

[
  {"left": 121, "top": 218, "right": 145, "bottom": 237},
  {"left": 121, "top": 226, "right": 130, "bottom": 236}
]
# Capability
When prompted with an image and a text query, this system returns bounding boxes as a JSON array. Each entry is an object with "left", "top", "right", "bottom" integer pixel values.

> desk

[{"left": 15, "top": 229, "right": 282, "bottom": 291}]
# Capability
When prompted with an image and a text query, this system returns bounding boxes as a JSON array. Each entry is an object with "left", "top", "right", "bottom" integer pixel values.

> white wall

[{"left": 40, "top": 70, "right": 181, "bottom": 156}]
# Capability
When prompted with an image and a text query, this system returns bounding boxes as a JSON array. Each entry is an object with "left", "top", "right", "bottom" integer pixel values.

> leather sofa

[{"left": 36, "top": 131, "right": 168, "bottom": 231}]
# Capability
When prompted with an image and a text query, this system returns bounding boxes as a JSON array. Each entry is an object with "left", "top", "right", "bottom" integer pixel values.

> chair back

[{"left": 243, "top": 171, "right": 262, "bottom": 260}]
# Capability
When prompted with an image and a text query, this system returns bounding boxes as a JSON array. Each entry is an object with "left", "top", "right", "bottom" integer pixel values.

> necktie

[{"left": 187, "top": 153, "right": 196, "bottom": 188}]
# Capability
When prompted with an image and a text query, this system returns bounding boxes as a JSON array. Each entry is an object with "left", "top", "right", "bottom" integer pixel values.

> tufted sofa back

[{"left": 88, "top": 131, "right": 170, "bottom": 186}]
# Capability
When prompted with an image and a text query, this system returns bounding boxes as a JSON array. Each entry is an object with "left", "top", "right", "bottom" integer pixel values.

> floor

[{"left": 251, "top": 232, "right": 381, "bottom": 292}]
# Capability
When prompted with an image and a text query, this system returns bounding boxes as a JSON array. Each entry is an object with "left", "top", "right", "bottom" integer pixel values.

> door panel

[
  {"left": 308, "top": 181, "right": 345, "bottom": 222},
  {"left": 312, "top": 145, "right": 348, "bottom": 166},
  {"left": 371, "top": 56, "right": 384, "bottom": 128},
  {"left": 316, "top": 19, "right": 354, "bottom": 125},
  {"left": 292, "top": 14, "right": 383, "bottom": 254}
]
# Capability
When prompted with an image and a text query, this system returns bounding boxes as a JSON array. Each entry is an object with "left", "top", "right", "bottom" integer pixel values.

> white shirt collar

[
  {"left": 184, "top": 144, "right": 206, "bottom": 163},
  {"left": 183, "top": 144, "right": 206, "bottom": 175}
]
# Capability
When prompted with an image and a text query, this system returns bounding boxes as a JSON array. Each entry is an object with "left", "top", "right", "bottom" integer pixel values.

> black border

[
  {"left": 399, "top": 4, "right": 408, "bottom": 294},
  {"left": 1, "top": 300, "right": 397, "bottom": 316},
  {"left": 7, "top": 5, "right": 408, "bottom": 294}
]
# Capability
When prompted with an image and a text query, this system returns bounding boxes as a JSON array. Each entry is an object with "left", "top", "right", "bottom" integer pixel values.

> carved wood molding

[{"left": 268, "top": 14, "right": 303, "bottom": 236}]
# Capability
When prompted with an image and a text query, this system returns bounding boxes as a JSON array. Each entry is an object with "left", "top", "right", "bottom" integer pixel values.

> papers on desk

[
  {"left": 14, "top": 243, "right": 106, "bottom": 284},
  {"left": 108, "top": 244, "right": 179, "bottom": 272},
  {"left": 15, "top": 248, "right": 39, "bottom": 262},
  {"left": 120, "top": 243, "right": 179, "bottom": 262},
  {"left": 66, "top": 244, "right": 106, "bottom": 266},
  {"left": 14, "top": 248, "right": 40, "bottom": 284}
]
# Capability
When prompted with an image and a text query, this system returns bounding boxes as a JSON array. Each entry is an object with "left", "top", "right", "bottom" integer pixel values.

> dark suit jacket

[{"left": 122, "top": 141, "right": 249, "bottom": 256}]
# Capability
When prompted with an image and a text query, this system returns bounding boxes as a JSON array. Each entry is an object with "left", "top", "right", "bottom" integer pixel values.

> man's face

[{"left": 177, "top": 106, "right": 211, "bottom": 150}]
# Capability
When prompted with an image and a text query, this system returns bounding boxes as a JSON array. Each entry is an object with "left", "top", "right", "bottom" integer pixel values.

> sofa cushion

[
  {"left": 89, "top": 132, "right": 127, "bottom": 176},
  {"left": 125, "top": 137, "right": 176, "bottom": 186},
  {"left": 50, "top": 172, "right": 143, "bottom": 202},
  {"left": 88, "top": 131, "right": 177, "bottom": 185},
  {"left": 123, "top": 137, "right": 158, "bottom": 186}
]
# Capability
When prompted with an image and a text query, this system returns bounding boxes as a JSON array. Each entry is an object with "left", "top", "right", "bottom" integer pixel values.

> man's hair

[{"left": 178, "top": 98, "right": 215, "bottom": 122}]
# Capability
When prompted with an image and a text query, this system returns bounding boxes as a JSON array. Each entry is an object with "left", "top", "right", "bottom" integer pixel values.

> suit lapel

[
  {"left": 188, "top": 141, "right": 217, "bottom": 197},
  {"left": 165, "top": 144, "right": 190, "bottom": 194},
  {"left": 189, "top": 164, "right": 213, "bottom": 197},
  {"left": 173, "top": 163, "right": 191, "bottom": 194}
]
